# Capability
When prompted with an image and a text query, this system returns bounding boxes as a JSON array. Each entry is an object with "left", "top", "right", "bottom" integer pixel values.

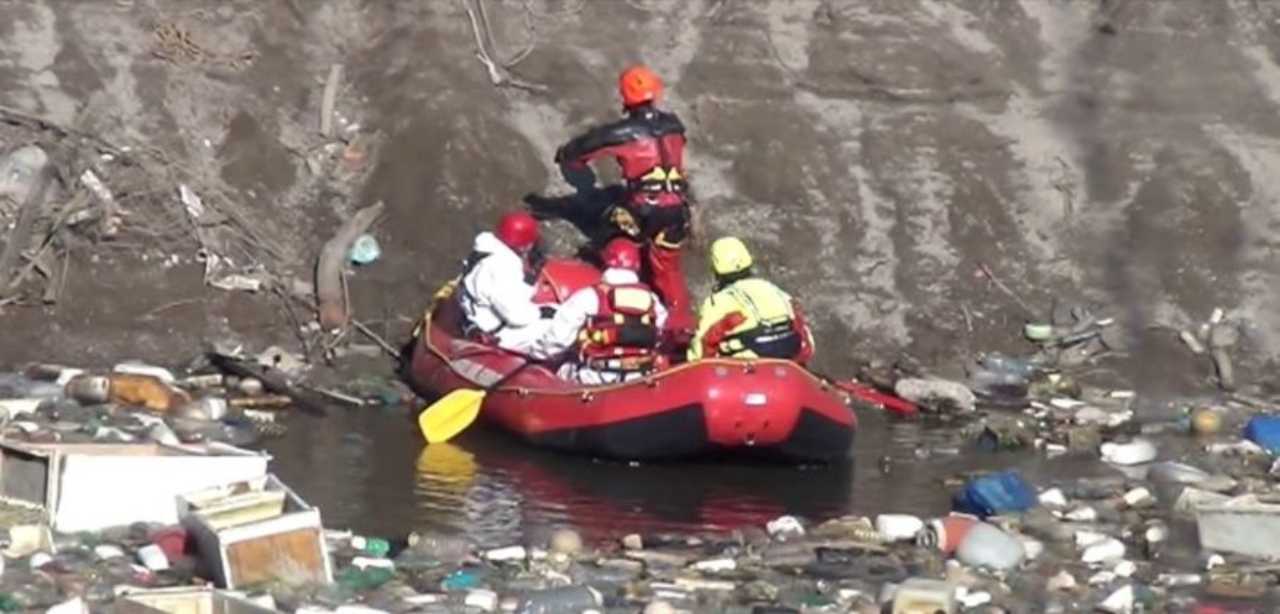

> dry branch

[
  {"left": 462, "top": 0, "right": 549, "bottom": 93},
  {"left": 316, "top": 201, "right": 384, "bottom": 330}
]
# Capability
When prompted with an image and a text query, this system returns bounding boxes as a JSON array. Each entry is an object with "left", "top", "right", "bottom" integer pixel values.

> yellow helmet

[{"left": 709, "top": 237, "right": 754, "bottom": 277}]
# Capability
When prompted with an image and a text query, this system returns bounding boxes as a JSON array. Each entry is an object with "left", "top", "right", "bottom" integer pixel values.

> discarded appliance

[
  {"left": 178, "top": 473, "right": 333, "bottom": 589},
  {"left": 113, "top": 586, "right": 279, "bottom": 614},
  {"left": 0, "top": 440, "right": 269, "bottom": 532},
  {"left": 1196, "top": 494, "right": 1280, "bottom": 560}
]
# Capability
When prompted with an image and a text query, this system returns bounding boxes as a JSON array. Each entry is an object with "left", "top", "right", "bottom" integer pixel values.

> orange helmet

[{"left": 618, "top": 65, "right": 662, "bottom": 108}]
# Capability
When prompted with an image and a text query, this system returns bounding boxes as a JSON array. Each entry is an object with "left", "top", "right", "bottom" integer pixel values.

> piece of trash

[
  {"left": 766, "top": 515, "right": 805, "bottom": 540},
  {"left": 349, "top": 233, "right": 381, "bottom": 265},
  {"left": 1100, "top": 438, "right": 1157, "bottom": 465},
  {"left": 875, "top": 514, "right": 924, "bottom": 542},
  {"left": 1195, "top": 495, "right": 1280, "bottom": 559},
  {"left": 952, "top": 471, "right": 1037, "bottom": 517},
  {"left": 210, "top": 273, "right": 265, "bottom": 293},
  {"left": 3, "top": 524, "right": 52, "bottom": 558},
  {"left": 955, "top": 522, "right": 1025, "bottom": 570},
  {"left": 890, "top": 577, "right": 956, "bottom": 614},
  {"left": 465, "top": 589, "right": 499, "bottom": 612},
  {"left": 255, "top": 346, "right": 307, "bottom": 376},
  {"left": 916, "top": 515, "right": 979, "bottom": 554},
  {"left": 1082, "top": 537, "right": 1126, "bottom": 565},
  {"left": 178, "top": 474, "right": 332, "bottom": 588},
  {"left": 894, "top": 377, "right": 976, "bottom": 412},
  {"left": 484, "top": 545, "right": 527, "bottom": 562},
  {"left": 1243, "top": 415, "right": 1280, "bottom": 454},
  {"left": 137, "top": 543, "right": 171, "bottom": 571},
  {"left": 1038, "top": 488, "right": 1068, "bottom": 507}
]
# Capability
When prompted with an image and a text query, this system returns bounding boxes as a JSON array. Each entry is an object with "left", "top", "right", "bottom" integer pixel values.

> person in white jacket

[
  {"left": 458, "top": 211, "right": 556, "bottom": 355},
  {"left": 536, "top": 238, "right": 668, "bottom": 384}
]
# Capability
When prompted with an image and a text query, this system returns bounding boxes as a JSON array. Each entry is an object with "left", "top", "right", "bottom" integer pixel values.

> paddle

[
  {"left": 822, "top": 376, "right": 919, "bottom": 417},
  {"left": 418, "top": 361, "right": 536, "bottom": 444}
]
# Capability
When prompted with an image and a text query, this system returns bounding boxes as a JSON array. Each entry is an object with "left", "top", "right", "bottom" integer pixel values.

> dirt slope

[{"left": 0, "top": 0, "right": 1276, "bottom": 393}]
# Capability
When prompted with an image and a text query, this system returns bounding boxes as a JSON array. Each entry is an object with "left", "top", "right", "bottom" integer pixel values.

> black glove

[{"left": 540, "top": 306, "right": 557, "bottom": 319}]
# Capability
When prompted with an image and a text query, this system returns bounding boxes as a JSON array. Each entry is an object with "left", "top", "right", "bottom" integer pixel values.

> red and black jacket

[{"left": 557, "top": 105, "right": 687, "bottom": 208}]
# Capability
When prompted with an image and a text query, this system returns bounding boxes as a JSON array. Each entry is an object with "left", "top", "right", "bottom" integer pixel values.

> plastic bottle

[
  {"left": 1099, "top": 438, "right": 1157, "bottom": 465},
  {"left": 0, "top": 145, "right": 49, "bottom": 201},
  {"left": 336, "top": 566, "right": 394, "bottom": 591},
  {"left": 955, "top": 522, "right": 1026, "bottom": 570},
  {"left": 979, "top": 353, "right": 1041, "bottom": 378},
  {"left": 351, "top": 535, "right": 391, "bottom": 557},
  {"left": 441, "top": 568, "right": 484, "bottom": 591}
]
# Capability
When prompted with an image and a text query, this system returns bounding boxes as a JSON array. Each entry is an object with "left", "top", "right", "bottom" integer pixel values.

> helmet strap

[{"left": 714, "top": 268, "right": 753, "bottom": 289}]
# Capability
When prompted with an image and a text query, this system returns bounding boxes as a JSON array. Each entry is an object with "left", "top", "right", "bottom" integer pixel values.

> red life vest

[{"left": 579, "top": 283, "right": 660, "bottom": 371}]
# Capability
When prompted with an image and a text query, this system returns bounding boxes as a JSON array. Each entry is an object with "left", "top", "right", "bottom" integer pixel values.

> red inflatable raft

[{"left": 406, "top": 260, "right": 856, "bottom": 462}]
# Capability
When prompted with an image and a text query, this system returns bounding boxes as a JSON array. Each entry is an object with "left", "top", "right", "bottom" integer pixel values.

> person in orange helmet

[{"left": 555, "top": 65, "right": 694, "bottom": 338}]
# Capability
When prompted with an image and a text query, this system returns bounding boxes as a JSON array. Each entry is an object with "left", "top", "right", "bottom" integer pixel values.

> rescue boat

[{"left": 405, "top": 259, "right": 856, "bottom": 462}]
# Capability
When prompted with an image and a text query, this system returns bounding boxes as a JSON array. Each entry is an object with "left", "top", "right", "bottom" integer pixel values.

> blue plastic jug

[
  {"left": 952, "top": 470, "right": 1037, "bottom": 518},
  {"left": 1244, "top": 415, "right": 1280, "bottom": 454}
]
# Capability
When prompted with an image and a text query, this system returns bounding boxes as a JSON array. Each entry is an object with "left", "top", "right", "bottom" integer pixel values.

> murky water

[{"left": 264, "top": 407, "right": 1114, "bottom": 547}]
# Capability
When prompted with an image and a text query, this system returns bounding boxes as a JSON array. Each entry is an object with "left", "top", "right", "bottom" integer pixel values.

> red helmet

[
  {"left": 618, "top": 65, "right": 662, "bottom": 108},
  {"left": 495, "top": 211, "right": 539, "bottom": 252},
  {"left": 600, "top": 237, "right": 642, "bottom": 271}
]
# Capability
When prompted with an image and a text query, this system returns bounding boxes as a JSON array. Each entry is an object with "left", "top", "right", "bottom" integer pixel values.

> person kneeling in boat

[
  {"left": 458, "top": 211, "right": 556, "bottom": 355},
  {"left": 535, "top": 237, "right": 669, "bottom": 384},
  {"left": 688, "top": 237, "right": 814, "bottom": 365}
]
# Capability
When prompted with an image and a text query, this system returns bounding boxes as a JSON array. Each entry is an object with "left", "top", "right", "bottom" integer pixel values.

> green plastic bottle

[{"left": 336, "top": 566, "right": 394, "bottom": 591}]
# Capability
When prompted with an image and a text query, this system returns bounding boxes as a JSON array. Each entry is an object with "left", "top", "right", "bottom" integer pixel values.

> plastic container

[
  {"left": 1099, "top": 438, "right": 1157, "bottom": 465},
  {"left": 349, "top": 234, "right": 381, "bottom": 265},
  {"left": 952, "top": 471, "right": 1037, "bottom": 518},
  {"left": 891, "top": 577, "right": 956, "bottom": 614},
  {"left": 917, "top": 515, "right": 980, "bottom": 554},
  {"left": 65, "top": 375, "right": 110, "bottom": 404},
  {"left": 955, "top": 522, "right": 1026, "bottom": 570},
  {"left": 1244, "top": 416, "right": 1280, "bottom": 454},
  {"left": 113, "top": 362, "right": 176, "bottom": 384},
  {"left": 876, "top": 514, "right": 925, "bottom": 542}
]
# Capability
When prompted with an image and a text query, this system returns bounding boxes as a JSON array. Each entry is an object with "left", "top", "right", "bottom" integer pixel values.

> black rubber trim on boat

[
  {"left": 774, "top": 408, "right": 856, "bottom": 462},
  {"left": 529, "top": 404, "right": 708, "bottom": 460}
]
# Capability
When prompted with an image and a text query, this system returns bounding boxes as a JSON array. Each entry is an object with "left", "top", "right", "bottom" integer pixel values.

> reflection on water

[{"left": 263, "top": 406, "right": 1115, "bottom": 547}]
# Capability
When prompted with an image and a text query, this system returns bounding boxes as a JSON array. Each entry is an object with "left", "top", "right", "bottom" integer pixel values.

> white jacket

[
  {"left": 459, "top": 232, "right": 542, "bottom": 335},
  {"left": 536, "top": 268, "right": 668, "bottom": 360}
]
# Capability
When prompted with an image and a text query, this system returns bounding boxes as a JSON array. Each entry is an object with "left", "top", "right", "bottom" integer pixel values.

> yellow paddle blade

[{"left": 418, "top": 388, "right": 485, "bottom": 444}]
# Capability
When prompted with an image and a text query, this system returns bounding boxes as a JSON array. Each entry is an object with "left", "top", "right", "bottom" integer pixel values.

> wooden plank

[{"left": 227, "top": 527, "right": 325, "bottom": 587}]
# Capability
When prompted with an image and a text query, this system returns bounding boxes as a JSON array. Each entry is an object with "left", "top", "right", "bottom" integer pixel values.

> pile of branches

[{"left": 0, "top": 105, "right": 287, "bottom": 308}]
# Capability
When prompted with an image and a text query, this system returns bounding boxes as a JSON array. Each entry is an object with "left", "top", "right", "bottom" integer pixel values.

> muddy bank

[{"left": 0, "top": 1, "right": 1273, "bottom": 392}]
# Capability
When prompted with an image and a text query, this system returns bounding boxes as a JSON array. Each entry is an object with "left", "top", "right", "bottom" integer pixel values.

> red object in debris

[
  {"left": 923, "top": 514, "right": 980, "bottom": 554},
  {"left": 149, "top": 526, "right": 188, "bottom": 560},
  {"left": 830, "top": 380, "right": 919, "bottom": 416},
  {"left": 408, "top": 259, "right": 857, "bottom": 462},
  {"left": 1194, "top": 604, "right": 1264, "bottom": 614}
]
